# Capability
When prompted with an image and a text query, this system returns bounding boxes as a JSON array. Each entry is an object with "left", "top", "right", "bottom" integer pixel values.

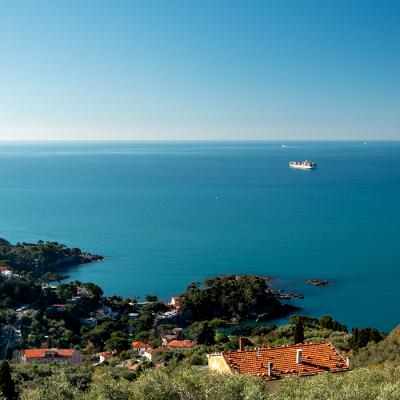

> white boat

[{"left": 289, "top": 160, "right": 317, "bottom": 169}]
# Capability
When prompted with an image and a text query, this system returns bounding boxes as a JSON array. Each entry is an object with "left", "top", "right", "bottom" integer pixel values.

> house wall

[
  {"left": 24, "top": 357, "right": 69, "bottom": 364},
  {"left": 22, "top": 351, "right": 81, "bottom": 365},
  {"left": 69, "top": 351, "right": 81, "bottom": 365},
  {"left": 143, "top": 352, "right": 153, "bottom": 362},
  {"left": 207, "top": 354, "right": 231, "bottom": 373}
]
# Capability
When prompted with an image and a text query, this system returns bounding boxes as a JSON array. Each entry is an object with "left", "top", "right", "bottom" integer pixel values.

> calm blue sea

[{"left": 0, "top": 141, "right": 399, "bottom": 331}]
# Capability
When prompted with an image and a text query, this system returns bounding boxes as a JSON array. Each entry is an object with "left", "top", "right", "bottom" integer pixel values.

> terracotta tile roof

[
  {"left": 222, "top": 342, "right": 350, "bottom": 380},
  {"left": 24, "top": 349, "right": 77, "bottom": 358},
  {"left": 167, "top": 340, "right": 195, "bottom": 348},
  {"left": 131, "top": 341, "right": 151, "bottom": 349}
]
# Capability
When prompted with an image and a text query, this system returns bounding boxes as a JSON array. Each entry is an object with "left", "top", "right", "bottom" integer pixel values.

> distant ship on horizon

[{"left": 289, "top": 160, "right": 317, "bottom": 169}]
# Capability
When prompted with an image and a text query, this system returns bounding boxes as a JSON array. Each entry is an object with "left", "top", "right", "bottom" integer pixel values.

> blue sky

[{"left": 0, "top": 0, "right": 399, "bottom": 140}]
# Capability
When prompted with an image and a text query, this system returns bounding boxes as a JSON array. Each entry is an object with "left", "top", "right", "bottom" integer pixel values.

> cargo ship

[{"left": 289, "top": 160, "right": 317, "bottom": 169}]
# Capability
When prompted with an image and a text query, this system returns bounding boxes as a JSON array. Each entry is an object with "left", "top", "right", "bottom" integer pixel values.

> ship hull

[{"left": 289, "top": 164, "right": 315, "bottom": 169}]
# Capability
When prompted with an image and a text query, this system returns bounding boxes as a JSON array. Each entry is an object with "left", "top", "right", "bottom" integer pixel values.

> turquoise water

[{"left": 0, "top": 141, "right": 399, "bottom": 331}]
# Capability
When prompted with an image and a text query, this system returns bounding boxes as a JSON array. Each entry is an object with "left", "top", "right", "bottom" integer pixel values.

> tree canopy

[{"left": 181, "top": 275, "right": 296, "bottom": 320}]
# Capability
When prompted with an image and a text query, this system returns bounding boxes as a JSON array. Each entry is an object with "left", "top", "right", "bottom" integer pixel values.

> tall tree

[
  {"left": 293, "top": 321, "right": 304, "bottom": 344},
  {"left": 0, "top": 361, "right": 17, "bottom": 400}
]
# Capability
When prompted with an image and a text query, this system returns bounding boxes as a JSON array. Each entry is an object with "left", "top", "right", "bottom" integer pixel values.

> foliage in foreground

[
  {"left": 20, "top": 367, "right": 267, "bottom": 400},
  {"left": 18, "top": 364, "right": 400, "bottom": 400},
  {"left": 272, "top": 364, "right": 400, "bottom": 400}
]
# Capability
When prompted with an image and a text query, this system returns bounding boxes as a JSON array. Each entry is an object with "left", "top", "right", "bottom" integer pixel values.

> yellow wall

[{"left": 207, "top": 354, "right": 231, "bottom": 373}]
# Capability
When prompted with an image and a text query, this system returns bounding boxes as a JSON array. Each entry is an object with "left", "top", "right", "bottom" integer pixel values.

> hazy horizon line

[{"left": 0, "top": 138, "right": 398, "bottom": 143}]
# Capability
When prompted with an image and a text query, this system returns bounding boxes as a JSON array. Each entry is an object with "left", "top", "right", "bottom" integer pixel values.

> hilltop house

[
  {"left": 208, "top": 340, "right": 350, "bottom": 381},
  {"left": 22, "top": 349, "right": 81, "bottom": 365},
  {"left": 131, "top": 341, "right": 152, "bottom": 355}
]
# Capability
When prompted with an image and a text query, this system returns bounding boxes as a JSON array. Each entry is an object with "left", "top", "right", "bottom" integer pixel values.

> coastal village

[
  {"left": 1, "top": 262, "right": 353, "bottom": 385},
  {"left": 0, "top": 241, "right": 400, "bottom": 400},
  {"left": 0, "top": 0, "right": 398, "bottom": 397},
  {"left": 0, "top": 242, "right": 390, "bottom": 398},
  {"left": 16, "top": 289, "right": 351, "bottom": 384}
]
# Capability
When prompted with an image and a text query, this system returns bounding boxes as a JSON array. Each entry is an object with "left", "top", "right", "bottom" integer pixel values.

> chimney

[
  {"left": 296, "top": 349, "right": 302, "bottom": 364},
  {"left": 239, "top": 337, "right": 245, "bottom": 351},
  {"left": 267, "top": 362, "right": 273, "bottom": 377}
]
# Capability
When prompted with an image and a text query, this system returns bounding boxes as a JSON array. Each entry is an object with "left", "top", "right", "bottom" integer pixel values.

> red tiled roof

[
  {"left": 24, "top": 349, "right": 77, "bottom": 358},
  {"left": 131, "top": 341, "right": 151, "bottom": 349},
  {"left": 222, "top": 342, "right": 350, "bottom": 380},
  {"left": 167, "top": 340, "right": 195, "bottom": 348}
]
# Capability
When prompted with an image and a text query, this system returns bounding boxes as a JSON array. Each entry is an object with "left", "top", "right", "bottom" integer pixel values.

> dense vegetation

[
  {"left": 13, "top": 367, "right": 268, "bottom": 400},
  {"left": 181, "top": 275, "right": 298, "bottom": 321},
  {"left": 272, "top": 364, "right": 400, "bottom": 400},
  {"left": 351, "top": 325, "right": 400, "bottom": 367},
  {"left": 3, "top": 362, "right": 400, "bottom": 400},
  {"left": 0, "top": 275, "right": 42, "bottom": 308},
  {"left": 0, "top": 238, "right": 103, "bottom": 274}
]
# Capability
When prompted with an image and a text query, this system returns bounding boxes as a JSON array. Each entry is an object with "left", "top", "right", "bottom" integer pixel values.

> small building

[
  {"left": 0, "top": 265, "right": 12, "bottom": 277},
  {"left": 166, "top": 340, "right": 195, "bottom": 350},
  {"left": 142, "top": 347, "right": 170, "bottom": 362},
  {"left": 131, "top": 341, "right": 152, "bottom": 355},
  {"left": 208, "top": 341, "right": 350, "bottom": 381},
  {"left": 170, "top": 296, "right": 182, "bottom": 310},
  {"left": 95, "top": 306, "right": 118, "bottom": 319},
  {"left": 98, "top": 351, "right": 115, "bottom": 364},
  {"left": 22, "top": 349, "right": 81, "bottom": 365}
]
